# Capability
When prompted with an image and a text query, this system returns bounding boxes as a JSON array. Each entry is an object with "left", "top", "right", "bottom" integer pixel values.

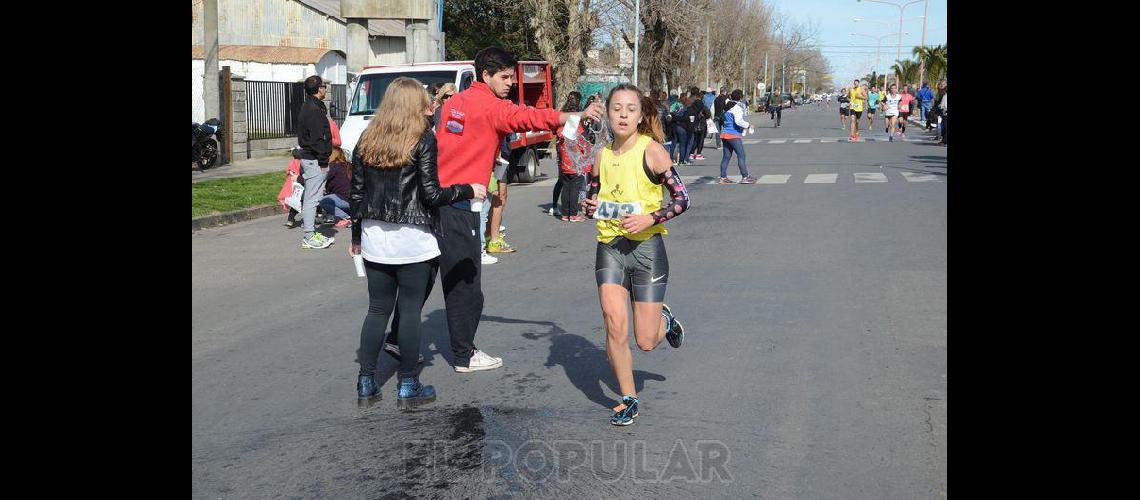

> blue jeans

[
  {"left": 479, "top": 194, "right": 490, "bottom": 247},
  {"left": 719, "top": 138, "right": 748, "bottom": 178},
  {"left": 673, "top": 126, "right": 690, "bottom": 163},
  {"left": 318, "top": 193, "right": 350, "bottom": 219},
  {"left": 921, "top": 102, "right": 933, "bottom": 127}
]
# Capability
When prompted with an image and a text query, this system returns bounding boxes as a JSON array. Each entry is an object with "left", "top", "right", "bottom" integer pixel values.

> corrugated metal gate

[{"left": 245, "top": 81, "right": 347, "bottom": 138}]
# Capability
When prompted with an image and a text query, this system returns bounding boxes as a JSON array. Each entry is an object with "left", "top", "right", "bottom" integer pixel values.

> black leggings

[
  {"left": 551, "top": 176, "right": 564, "bottom": 208},
  {"left": 357, "top": 258, "right": 438, "bottom": 377},
  {"left": 559, "top": 173, "right": 584, "bottom": 216},
  {"left": 690, "top": 125, "right": 706, "bottom": 155}
]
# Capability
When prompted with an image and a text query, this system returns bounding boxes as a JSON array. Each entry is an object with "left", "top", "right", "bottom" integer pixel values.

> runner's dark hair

[{"left": 474, "top": 47, "right": 517, "bottom": 82}]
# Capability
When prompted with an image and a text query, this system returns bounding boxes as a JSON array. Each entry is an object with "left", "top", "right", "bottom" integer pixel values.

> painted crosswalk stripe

[
  {"left": 804, "top": 173, "right": 838, "bottom": 184},
  {"left": 820, "top": 138, "right": 838, "bottom": 143},
  {"left": 854, "top": 172, "right": 889, "bottom": 183},
  {"left": 768, "top": 139, "right": 787, "bottom": 144},
  {"left": 793, "top": 139, "right": 811, "bottom": 143},
  {"left": 899, "top": 171, "right": 942, "bottom": 183},
  {"left": 758, "top": 174, "right": 791, "bottom": 184}
]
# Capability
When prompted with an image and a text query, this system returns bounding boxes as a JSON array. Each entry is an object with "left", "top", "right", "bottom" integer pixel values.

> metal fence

[
  {"left": 245, "top": 81, "right": 348, "bottom": 139},
  {"left": 245, "top": 81, "right": 305, "bottom": 140},
  {"left": 330, "top": 84, "right": 346, "bottom": 126}
]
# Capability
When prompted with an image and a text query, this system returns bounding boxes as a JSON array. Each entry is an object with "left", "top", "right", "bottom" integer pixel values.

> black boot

[
  {"left": 396, "top": 376, "right": 436, "bottom": 409},
  {"left": 357, "top": 374, "right": 381, "bottom": 409}
]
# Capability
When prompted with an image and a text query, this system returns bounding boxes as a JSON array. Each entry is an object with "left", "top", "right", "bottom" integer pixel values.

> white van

[{"left": 339, "top": 61, "right": 555, "bottom": 183}]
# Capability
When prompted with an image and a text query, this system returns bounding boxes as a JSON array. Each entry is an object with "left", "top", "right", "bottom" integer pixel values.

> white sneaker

[
  {"left": 481, "top": 249, "right": 498, "bottom": 265},
  {"left": 455, "top": 349, "right": 503, "bottom": 373}
]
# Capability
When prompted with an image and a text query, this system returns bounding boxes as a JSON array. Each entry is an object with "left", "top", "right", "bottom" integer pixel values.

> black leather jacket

[{"left": 350, "top": 128, "right": 474, "bottom": 245}]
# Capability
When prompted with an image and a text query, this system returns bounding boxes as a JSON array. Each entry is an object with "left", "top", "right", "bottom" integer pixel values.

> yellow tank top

[
  {"left": 595, "top": 134, "right": 668, "bottom": 243},
  {"left": 850, "top": 88, "right": 864, "bottom": 112}
]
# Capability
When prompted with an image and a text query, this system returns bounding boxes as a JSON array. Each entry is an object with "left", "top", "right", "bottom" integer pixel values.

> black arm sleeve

[
  {"left": 415, "top": 132, "right": 471, "bottom": 207},
  {"left": 350, "top": 153, "right": 365, "bottom": 245},
  {"left": 648, "top": 166, "right": 690, "bottom": 225}
]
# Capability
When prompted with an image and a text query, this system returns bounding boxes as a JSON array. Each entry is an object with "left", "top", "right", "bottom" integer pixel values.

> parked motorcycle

[{"left": 193, "top": 118, "right": 222, "bottom": 170}]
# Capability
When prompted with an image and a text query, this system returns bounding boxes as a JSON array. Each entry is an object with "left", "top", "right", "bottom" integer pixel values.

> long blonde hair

[{"left": 356, "top": 77, "right": 430, "bottom": 168}]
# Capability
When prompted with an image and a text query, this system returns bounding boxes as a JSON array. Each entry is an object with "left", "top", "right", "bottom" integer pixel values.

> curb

[{"left": 192, "top": 204, "right": 282, "bottom": 231}]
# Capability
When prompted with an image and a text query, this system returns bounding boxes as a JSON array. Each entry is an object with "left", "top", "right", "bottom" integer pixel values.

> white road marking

[
  {"left": 768, "top": 139, "right": 787, "bottom": 144},
  {"left": 793, "top": 139, "right": 811, "bottom": 143},
  {"left": 899, "top": 171, "right": 942, "bottom": 183},
  {"left": 854, "top": 172, "right": 889, "bottom": 183},
  {"left": 804, "top": 173, "right": 839, "bottom": 184},
  {"left": 758, "top": 174, "right": 792, "bottom": 184}
]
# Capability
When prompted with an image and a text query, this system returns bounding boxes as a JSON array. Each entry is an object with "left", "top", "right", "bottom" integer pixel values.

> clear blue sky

[{"left": 764, "top": 0, "right": 946, "bottom": 88}]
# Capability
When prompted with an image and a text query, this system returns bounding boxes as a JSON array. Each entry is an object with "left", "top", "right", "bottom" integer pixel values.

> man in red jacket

[{"left": 434, "top": 47, "right": 602, "bottom": 373}]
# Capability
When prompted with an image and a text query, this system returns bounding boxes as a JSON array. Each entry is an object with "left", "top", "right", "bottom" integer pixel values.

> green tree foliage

[{"left": 443, "top": 0, "right": 542, "bottom": 61}]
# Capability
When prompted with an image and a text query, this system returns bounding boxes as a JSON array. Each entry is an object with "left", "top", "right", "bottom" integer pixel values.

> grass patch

[{"left": 192, "top": 171, "right": 284, "bottom": 218}]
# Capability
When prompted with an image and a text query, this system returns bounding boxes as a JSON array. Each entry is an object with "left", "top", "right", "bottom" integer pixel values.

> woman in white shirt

[
  {"left": 348, "top": 77, "right": 487, "bottom": 410},
  {"left": 882, "top": 83, "right": 902, "bottom": 142}
]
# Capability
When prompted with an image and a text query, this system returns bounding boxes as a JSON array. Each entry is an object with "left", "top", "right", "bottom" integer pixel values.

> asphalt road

[{"left": 192, "top": 103, "right": 947, "bottom": 498}]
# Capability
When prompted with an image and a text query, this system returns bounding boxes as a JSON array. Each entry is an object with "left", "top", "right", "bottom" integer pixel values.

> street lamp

[
  {"left": 856, "top": 0, "right": 928, "bottom": 84},
  {"left": 851, "top": 31, "right": 907, "bottom": 86}
]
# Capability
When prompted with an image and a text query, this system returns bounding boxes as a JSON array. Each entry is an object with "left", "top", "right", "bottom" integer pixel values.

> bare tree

[{"left": 497, "top": 0, "right": 602, "bottom": 105}]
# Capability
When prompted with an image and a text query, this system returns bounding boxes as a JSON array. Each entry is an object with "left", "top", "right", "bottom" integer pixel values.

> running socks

[{"left": 649, "top": 167, "right": 690, "bottom": 224}]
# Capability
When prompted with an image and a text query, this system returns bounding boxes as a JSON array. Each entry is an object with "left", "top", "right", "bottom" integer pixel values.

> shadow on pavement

[{"left": 544, "top": 332, "right": 666, "bottom": 410}]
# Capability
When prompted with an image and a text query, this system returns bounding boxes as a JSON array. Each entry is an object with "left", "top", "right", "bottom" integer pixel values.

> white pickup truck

[{"left": 339, "top": 61, "right": 556, "bottom": 183}]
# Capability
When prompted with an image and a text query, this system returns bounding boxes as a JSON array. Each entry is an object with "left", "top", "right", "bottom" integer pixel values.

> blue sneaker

[
  {"left": 611, "top": 396, "right": 639, "bottom": 426},
  {"left": 396, "top": 376, "right": 436, "bottom": 409},
  {"left": 662, "top": 303, "right": 684, "bottom": 348},
  {"left": 357, "top": 374, "right": 381, "bottom": 409}
]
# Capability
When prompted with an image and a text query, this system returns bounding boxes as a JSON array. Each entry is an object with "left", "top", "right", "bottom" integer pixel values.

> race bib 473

[{"left": 594, "top": 200, "right": 643, "bottom": 220}]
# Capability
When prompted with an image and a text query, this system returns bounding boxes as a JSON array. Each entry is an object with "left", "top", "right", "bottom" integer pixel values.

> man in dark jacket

[
  {"left": 297, "top": 75, "right": 334, "bottom": 249},
  {"left": 712, "top": 86, "right": 729, "bottom": 149}
]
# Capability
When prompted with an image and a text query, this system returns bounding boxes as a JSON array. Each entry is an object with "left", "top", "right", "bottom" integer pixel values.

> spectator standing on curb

[
  {"left": 432, "top": 46, "right": 603, "bottom": 373},
  {"left": 712, "top": 86, "right": 729, "bottom": 150},
  {"left": 432, "top": 83, "right": 457, "bottom": 131},
  {"left": 937, "top": 84, "right": 947, "bottom": 145},
  {"left": 918, "top": 82, "right": 936, "bottom": 131},
  {"left": 670, "top": 92, "right": 691, "bottom": 165},
  {"left": 687, "top": 87, "right": 710, "bottom": 161},
  {"left": 348, "top": 77, "right": 487, "bottom": 409},
  {"left": 297, "top": 76, "right": 334, "bottom": 249}
]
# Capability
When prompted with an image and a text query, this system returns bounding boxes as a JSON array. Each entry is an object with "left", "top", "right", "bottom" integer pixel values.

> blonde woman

[
  {"left": 432, "top": 83, "right": 457, "bottom": 130},
  {"left": 349, "top": 77, "right": 487, "bottom": 410}
]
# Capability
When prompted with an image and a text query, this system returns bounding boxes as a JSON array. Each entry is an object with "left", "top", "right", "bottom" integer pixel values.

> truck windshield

[{"left": 349, "top": 71, "right": 458, "bottom": 116}]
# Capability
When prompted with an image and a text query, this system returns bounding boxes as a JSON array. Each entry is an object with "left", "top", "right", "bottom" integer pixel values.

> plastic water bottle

[{"left": 562, "top": 114, "right": 581, "bottom": 140}]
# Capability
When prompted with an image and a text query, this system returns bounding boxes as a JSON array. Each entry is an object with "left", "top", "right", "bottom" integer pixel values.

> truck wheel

[{"left": 513, "top": 148, "right": 539, "bottom": 184}]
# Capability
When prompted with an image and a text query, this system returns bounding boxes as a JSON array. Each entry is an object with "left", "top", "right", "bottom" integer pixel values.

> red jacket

[{"left": 435, "top": 81, "right": 562, "bottom": 188}]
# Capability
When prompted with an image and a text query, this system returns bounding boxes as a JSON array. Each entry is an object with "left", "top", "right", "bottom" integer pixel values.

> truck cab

[{"left": 340, "top": 61, "right": 555, "bottom": 183}]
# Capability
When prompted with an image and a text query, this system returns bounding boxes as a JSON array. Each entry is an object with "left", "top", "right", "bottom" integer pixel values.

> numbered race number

[{"left": 594, "top": 200, "right": 643, "bottom": 220}]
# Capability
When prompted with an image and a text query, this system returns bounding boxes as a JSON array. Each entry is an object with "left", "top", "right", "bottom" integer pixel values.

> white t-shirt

[
  {"left": 882, "top": 94, "right": 901, "bottom": 116},
  {"left": 360, "top": 220, "right": 440, "bottom": 265}
]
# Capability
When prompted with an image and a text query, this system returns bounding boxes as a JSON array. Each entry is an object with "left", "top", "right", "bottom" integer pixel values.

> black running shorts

[
  {"left": 595, "top": 234, "right": 669, "bottom": 303},
  {"left": 840, "top": 108, "right": 849, "bottom": 116},
  {"left": 900, "top": 111, "right": 911, "bottom": 119},
  {"left": 851, "top": 110, "right": 863, "bottom": 119}
]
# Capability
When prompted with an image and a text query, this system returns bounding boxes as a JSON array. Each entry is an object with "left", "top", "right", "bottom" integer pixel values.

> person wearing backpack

[
  {"left": 717, "top": 89, "right": 757, "bottom": 185},
  {"left": 670, "top": 92, "right": 692, "bottom": 165},
  {"left": 685, "top": 87, "right": 711, "bottom": 161}
]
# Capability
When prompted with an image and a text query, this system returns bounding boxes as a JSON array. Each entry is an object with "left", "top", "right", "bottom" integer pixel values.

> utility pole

[
  {"left": 705, "top": 23, "right": 710, "bottom": 90},
  {"left": 203, "top": 0, "right": 219, "bottom": 122},
  {"left": 632, "top": 0, "right": 641, "bottom": 86},
  {"left": 742, "top": 45, "right": 748, "bottom": 94},
  {"left": 918, "top": 0, "right": 928, "bottom": 85}
]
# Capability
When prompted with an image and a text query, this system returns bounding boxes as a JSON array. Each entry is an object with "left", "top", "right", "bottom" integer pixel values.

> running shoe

[
  {"left": 739, "top": 176, "right": 757, "bottom": 184},
  {"left": 716, "top": 177, "right": 736, "bottom": 184},
  {"left": 486, "top": 237, "right": 516, "bottom": 253},
  {"left": 301, "top": 233, "right": 334, "bottom": 249},
  {"left": 689, "top": 154, "right": 696, "bottom": 160},
  {"left": 383, "top": 342, "right": 426, "bottom": 364},
  {"left": 695, "top": 154, "right": 706, "bottom": 160},
  {"left": 568, "top": 215, "right": 586, "bottom": 222},
  {"left": 611, "top": 396, "right": 639, "bottom": 426},
  {"left": 283, "top": 219, "right": 299, "bottom": 229},
  {"left": 334, "top": 218, "right": 353, "bottom": 229},
  {"left": 454, "top": 349, "right": 503, "bottom": 373},
  {"left": 481, "top": 249, "right": 498, "bottom": 265},
  {"left": 662, "top": 303, "right": 685, "bottom": 348},
  {"left": 888, "top": 136, "right": 894, "bottom": 142}
]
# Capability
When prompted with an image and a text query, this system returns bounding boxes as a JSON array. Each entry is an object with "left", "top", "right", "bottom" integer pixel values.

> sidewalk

[{"left": 192, "top": 155, "right": 291, "bottom": 184}]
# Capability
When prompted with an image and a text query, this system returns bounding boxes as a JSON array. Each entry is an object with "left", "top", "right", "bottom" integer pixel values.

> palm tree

[
  {"left": 891, "top": 59, "right": 921, "bottom": 89},
  {"left": 913, "top": 44, "right": 947, "bottom": 85}
]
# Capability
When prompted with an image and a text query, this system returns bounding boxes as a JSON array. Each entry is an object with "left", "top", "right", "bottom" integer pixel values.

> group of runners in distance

[
  {"left": 347, "top": 46, "right": 688, "bottom": 426},
  {"left": 838, "top": 78, "right": 919, "bottom": 142}
]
